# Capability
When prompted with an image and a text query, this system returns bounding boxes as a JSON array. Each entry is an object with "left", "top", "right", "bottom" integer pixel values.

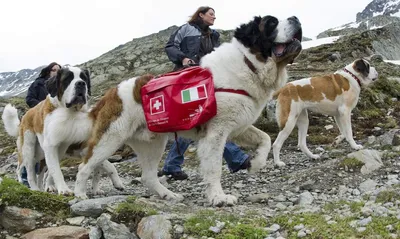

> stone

[
  {"left": 297, "top": 191, "right": 314, "bottom": 206},
  {"left": 71, "top": 196, "right": 128, "bottom": 217},
  {"left": 0, "top": 206, "right": 43, "bottom": 232},
  {"left": 89, "top": 227, "right": 103, "bottom": 239},
  {"left": 97, "top": 213, "right": 137, "bottom": 239},
  {"left": 359, "top": 179, "right": 377, "bottom": 194},
  {"left": 347, "top": 150, "right": 383, "bottom": 175},
  {"left": 66, "top": 216, "right": 86, "bottom": 226},
  {"left": 246, "top": 193, "right": 271, "bottom": 203},
  {"left": 137, "top": 215, "right": 172, "bottom": 239},
  {"left": 21, "top": 225, "right": 89, "bottom": 239}
]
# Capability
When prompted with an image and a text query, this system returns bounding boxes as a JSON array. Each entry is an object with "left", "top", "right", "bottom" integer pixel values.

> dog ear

[
  {"left": 46, "top": 72, "right": 61, "bottom": 97},
  {"left": 354, "top": 59, "right": 370, "bottom": 77},
  {"left": 234, "top": 16, "right": 262, "bottom": 47},
  {"left": 262, "top": 16, "right": 279, "bottom": 38}
]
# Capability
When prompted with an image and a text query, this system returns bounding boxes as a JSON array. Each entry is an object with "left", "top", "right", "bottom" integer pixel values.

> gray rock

[
  {"left": 294, "top": 224, "right": 305, "bottom": 230},
  {"left": 97, "top": 213, "right": 137, "bottom": 239},
  {"left": 71, "top": 196, "right": 128, "bottom": 217},
  {"left": 137, "top": 215, "right": 172, "bottom": 239},
  {"left": 66, "top": 216, "right": 85, "bottom": 226},
  {"left": 368, "top": 136, "right": 376, "bottom": 144},
  {"left": 359, "top": 179, "right": 377, "bottom": 194},
  {"left": 392, "top": 133, "right": 400, "bottom": 146},
  {"left": 358, "top": 217, "right": 372, "bottom": 226},
  {"left": 297, "top": 230, "right": 307, "bottom": 238},
  {"left": 347, "top": 150, "right": 383, "bottom": 175},
  {"left": 298, "top": 191, "right": 314, "bottom": 206},
  {"left": 89, "top": 226, "right": 103, "bottom": 239},
  {"left": 209, "top": 220, "right": 225, "bottom": 233},
  {"left": 357, "top": 227, "right": 367, "bottom": 233},
  {"left": 108, "top": 155, "right": 123, "bottom": 163},
  {"left": 370, "top": 54, "right": 384, "bottom": 62},
  {"left": 377, "top": 129, "right": 400, "bottom": 146},
  {"left": 174, "top": 225, "right": 184, "bottom": 234},
  {"left": 265, "top": 224, "right": 280, "bottom": 233},
  {"left": 246, "top": 193, "right": 270, "bottom": 203},
  {"left": 0, "top": 206, "right": 43, "bottom": 232}
]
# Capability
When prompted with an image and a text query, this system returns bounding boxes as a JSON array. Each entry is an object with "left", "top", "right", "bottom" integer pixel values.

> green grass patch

[
  {"left": 111, "top": 196, "right": 158, "bottom": 231},
  {"left": 339, "top": 157, "right": 365, "bottom": 171},
  {"left": 270, "top": 212, "right": 400, "bottom": 239},
  {"left": 184, "top": 210, "right": 268, "bottom": 239},
  {"left": 0, "top": 177, "right": 72, "bottom": 219},
  {"left": 375, "top": 190, "right": 400, "bottom": 204}
]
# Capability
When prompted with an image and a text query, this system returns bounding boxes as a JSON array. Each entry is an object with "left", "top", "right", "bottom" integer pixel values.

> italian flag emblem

[{"left": 181, "top": 84, "right": 208, "bottom": 103}]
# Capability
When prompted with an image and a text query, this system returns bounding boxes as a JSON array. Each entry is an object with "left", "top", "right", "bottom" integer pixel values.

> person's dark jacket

[
  {"left": 165, "top": 23, "right": 220, "bottom": 70},
  {"left": 25, "top": 77, "right": 49, "bottom": 108}
]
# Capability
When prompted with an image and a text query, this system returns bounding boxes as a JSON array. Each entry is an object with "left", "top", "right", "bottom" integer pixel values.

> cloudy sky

[{"left": 0, "top": 0, "right": 372, "bottom": 72}]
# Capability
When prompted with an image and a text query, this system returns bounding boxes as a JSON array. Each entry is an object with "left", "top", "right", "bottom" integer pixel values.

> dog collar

[
  {"left": 343, "top": 68, "right": 362, "bottom": 87},
  {"left": 215, "top": 88, "right": 251, "bottom": 98},
  {"left": 244, "top": 56, "right": 258, "bottom": 74}
]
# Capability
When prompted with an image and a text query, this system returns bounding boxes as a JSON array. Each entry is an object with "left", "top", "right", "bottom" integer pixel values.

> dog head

[
  {"left": 234, "top": 15, "right": 302, "bottom": 64},
  {"left": 346, "top": 59, "right": 378, "bottom": 87},
  {"left": 46, "top": 66, "right": 91, "bottom": 110}
]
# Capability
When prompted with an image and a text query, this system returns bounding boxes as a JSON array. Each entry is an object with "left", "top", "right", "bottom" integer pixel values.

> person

[
  {"left": 21, "top": 62, "right": 61, "bottom": 187},
  {"left": 158, "top": 6, "right": 251, "bottom": 180}
]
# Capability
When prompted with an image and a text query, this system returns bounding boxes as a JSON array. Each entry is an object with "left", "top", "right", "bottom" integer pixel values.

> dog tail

[
  {"left": 2, "top": 104, "right": 20, "bottom": 137},
  {"left": 133, "top": 74, "right": 154, "bottom": 103}
]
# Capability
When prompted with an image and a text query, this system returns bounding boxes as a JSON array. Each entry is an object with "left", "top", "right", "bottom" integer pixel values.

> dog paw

[
  {"left": 113, "top": 182, "right": 125, "bottom": 191},
  {"left": 310, "top": 154, "right": 320, "bottom": 160},
  {"left": 209, "top": 194, "right": 237, "bottom": 207},
  {"left": 275, "top": 161, "right": 286, "bottom": 167},
  {"left": 74, "top": 192, "right": 89, "bottom": 200},
  {"left": 352, "top": 144, "right": 363, "bottom": 150},
  {"left": 163, "top": 192, "right": 184, "bottom": 202},
  {"left": 46, "top": 185, "right": 57, "bottom": 193},
  {"left": 58, "top": 187, "right": 74, "bottom": 196},
  {"left": 92, "top": 189, "right": 105, "bottom": 195}
]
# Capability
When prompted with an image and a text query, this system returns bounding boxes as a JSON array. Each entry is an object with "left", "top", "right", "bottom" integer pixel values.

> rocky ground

[{"left": 0, "top": 124, "right": 399, "bottom": 238}]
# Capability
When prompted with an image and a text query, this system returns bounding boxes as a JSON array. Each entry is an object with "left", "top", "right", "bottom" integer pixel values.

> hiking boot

[
  {"left": 158, "top": 170, "right": 188, "bottom": 180},
  {"left": 231, "top": 155, "right": 252, "bottom": 173}
]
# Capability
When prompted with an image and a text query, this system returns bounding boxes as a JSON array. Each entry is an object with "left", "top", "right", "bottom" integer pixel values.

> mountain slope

[
  {"left": 357, "top": 0, "right": 400, "bottom": 21},
  {"left": 0, "top": 67, "right": 42, "bottom": 98}
]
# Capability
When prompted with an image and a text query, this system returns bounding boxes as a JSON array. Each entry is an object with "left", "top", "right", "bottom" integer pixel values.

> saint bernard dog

[
  {"left": 73, "top": 15, "right": 303, "bottom": 206},
  {"left": 272, "top": 59, "right": 379, "bottom": 167},
  {"left": 2, "top": 66, "right": 124, "bottom": 195}
]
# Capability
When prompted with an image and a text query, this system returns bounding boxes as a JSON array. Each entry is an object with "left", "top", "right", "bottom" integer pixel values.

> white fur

[
  {"left": 74, "top": 17, "right": 300, "bottom": 205},
  {"left": 1, "top": 66, "right": 124, "bottom": 195},
  {"left": 272, "top": 59, "right": 379, "bottom": 167},
  {"left": 2, "top": 104, "right": 20, "bottom": 137}
]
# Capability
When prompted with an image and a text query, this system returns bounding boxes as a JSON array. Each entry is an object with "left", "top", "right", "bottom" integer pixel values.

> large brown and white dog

[
  {"left": 2, "top": 66, "right": 124, "bottom": 194},
  {"left": 73, "top": 15, "right": 302, "bottom": 206},
  {"left": 272, "top": 59, "right": 379, "bottom": 167}
]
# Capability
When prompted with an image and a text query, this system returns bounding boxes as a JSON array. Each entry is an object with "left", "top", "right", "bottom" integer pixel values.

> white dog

[
  {"left": 74, "top": 15, "right": 303, "bottom": 206},
  {"left": 272, "top": 58, "right": 378, "bottom": 167},
  {"left": 2, "top": 66, "right": 124, "bottom": 194}
]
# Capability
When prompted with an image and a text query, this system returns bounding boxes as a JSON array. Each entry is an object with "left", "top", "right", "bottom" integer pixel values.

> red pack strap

[{"left": 215, "top": 88, "right": 251, "bottom": 98}]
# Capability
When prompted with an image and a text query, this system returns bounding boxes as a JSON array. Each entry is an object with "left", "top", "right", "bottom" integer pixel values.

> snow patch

[{"left": 302, "top": 36, "right": 341, "bottom": 49}]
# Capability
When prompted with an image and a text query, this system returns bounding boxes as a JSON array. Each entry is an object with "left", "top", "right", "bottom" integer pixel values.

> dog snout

[{"left": 76, "top": 81, "right": 86, "bottom": 88}]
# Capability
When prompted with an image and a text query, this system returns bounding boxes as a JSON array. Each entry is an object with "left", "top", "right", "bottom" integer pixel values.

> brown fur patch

[
  {"left": 275, "top": 74, "right": 350, "bottom": 129},
  {"left": 85, "top": 87, "right": 123, "bottom": 163},
  {"left": 133, "top": 74, "right": 154, "bottom": 103},
  {"left": 17, "top": 98, "right": 56, "bottom": 166}
]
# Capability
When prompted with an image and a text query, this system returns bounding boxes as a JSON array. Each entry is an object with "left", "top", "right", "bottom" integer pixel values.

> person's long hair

[
  {"left": 38, "top": 62, "right": 61, "bottom": 79},
  {"left": 188, "top": 6, "right": 214, "bottom": 25}
]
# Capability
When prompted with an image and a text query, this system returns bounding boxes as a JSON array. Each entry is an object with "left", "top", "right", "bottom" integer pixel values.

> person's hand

[{"left": 182, "top": 58, "right": 194, "bottom": 66}]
